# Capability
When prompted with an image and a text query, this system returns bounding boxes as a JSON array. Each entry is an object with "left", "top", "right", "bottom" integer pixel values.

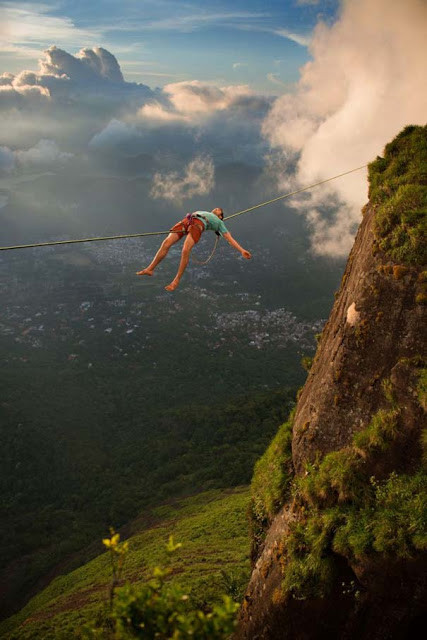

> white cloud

[
  {"left": 89, "top": 119, "right": 140, "bottom": 148},
  {"left": 0, "top": 46, "right": 155, "bottom": 118},
  {"left": 0, "top": 44, "right": 270, "bottom": 169},
  {"left": 274, "top": 28, "right": 311, "bottom": 47},
  {"left": 0, "top": 140, "right": 73, "bottom": 174},
  {"left": 138, "top": 102, "right": 189, "bottom": 124},
  {"left": 0, "top": 80, "right": 50, "bottom": 112},
  {"left": 233, "top": 62, "right": 248, "bottom": 70},
  {"left": 15, "top": 139, "right": 74, "bottom": 167},
  {"left": 1, "top": 3, "right": 100, "bottom": 51},
  {"left": 138, "top": 81, "right": 257, "bottom": 123},
  {"left": 262, "top": 0, "right": 427, "bottom": 257},
  {"left": 166, "top": 81, "right": 254, "bottom": 114},
  {"left": 150, "top": 155, "right": 214, "bottom": 203},
  {"left": 127, "top": 11, "right": 269, "bottom": 33},
  {"left": 39, "top": 45, "right": 124, "bottom": 83}
]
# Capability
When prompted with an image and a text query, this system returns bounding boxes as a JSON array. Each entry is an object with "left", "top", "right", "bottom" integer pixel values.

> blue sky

[{"left": 1, "top": 0, "right": 339, "bottom": 92}]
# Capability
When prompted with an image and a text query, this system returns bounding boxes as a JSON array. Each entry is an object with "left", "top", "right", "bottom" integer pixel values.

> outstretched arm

[{"left": 223, "top": 232, "right": 252, "bottom": 259}]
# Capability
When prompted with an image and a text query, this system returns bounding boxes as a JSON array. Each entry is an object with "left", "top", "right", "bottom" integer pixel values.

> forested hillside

[{"left": 1, "top": 198, "right": 341, "bottom": 618}]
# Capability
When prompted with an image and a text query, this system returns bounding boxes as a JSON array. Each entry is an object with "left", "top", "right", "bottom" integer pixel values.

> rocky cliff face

[{"left": 238, "top": 125, "right": 427, "bottom": 639}]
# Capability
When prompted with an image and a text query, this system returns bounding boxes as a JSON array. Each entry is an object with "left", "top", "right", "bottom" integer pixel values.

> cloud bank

[
  {"left": 0, "top": 45, "right": 271, "bottom": 241},
  {"left": 262, "top": 0, "right": 427, "bottom": 257},
  {"left": 137, "top": 80, "right": 271, "bottom": 125}
]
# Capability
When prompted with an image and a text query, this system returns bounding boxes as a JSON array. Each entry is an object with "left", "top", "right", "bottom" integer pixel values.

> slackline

[{"left": 0, "top": 164, "right": 367, "bottom": 252}]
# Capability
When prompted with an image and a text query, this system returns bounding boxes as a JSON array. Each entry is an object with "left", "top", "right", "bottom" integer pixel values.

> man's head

[{"left": 212, "top": 207, "right": 224, "bottom": 220}]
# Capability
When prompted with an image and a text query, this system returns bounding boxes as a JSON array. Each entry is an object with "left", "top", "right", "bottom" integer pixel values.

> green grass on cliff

[
  {"left": 277, "top": 371, "right": 426, "bottom": 600},
  {"left": 249, "top": 356, "right": 427, "bottom": 601},
  {"left": 0, "top": 487, "right": 251, "bottom": 640},
  {"left": 248, "top": 410, "right": 294, "bottom": 556},
  {"left": 369, "top": 124, "right": 427, "bottom": 265}
]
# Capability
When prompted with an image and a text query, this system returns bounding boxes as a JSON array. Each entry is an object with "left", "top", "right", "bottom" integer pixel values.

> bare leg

[
  {"left": 165, "top": 233, "right": 196, "bottom": 291},
  {"left": 136, "top": 233, "right": 181, "bottom": 276}
]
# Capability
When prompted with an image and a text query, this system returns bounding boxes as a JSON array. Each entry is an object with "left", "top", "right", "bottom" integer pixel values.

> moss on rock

[
  {"left": 278, "top": 380, "right": 426, "bottom": 600},
  {"left": 248, "top": 411, "right": 295, "bottom": 557}
]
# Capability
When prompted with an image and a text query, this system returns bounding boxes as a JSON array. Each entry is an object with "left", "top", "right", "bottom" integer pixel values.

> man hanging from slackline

[{"left": 136, "top": 208, "right": 252, "bottom": 291}]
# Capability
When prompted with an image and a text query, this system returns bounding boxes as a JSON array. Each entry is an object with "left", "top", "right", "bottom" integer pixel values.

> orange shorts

[{"left": 170, "top": 217, "right": 204, "bottom": 243}]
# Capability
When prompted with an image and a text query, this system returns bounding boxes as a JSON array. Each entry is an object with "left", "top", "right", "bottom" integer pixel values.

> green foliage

[
  {"left": 333, "top": 472, "right": 427, "bottom": 559},
  {"left": 281, "top": 509, "right": 340, "bottom": 599},
  {"left": 83, "top": 536, "right": 239, "bottom": 640},
  {"left": 105, "top": 584, "right": 238, "bottom": 640},
  {"left": 368, "top": 124, "right": 427, "bottom": 265},
  {"left": 295, "top": 449, "right": 365, "bottom": 506},
  {"left": 102, "top": 530, "right": 130, "bottom": 609},
  {"left": 249, "top": 411, "right": 295, "bottom": 549},
  {"left": 301, "top": 356, "right": 314, "bottom": 372},
  {"left": 1, "top": 488, "right": 250, "bottom": 640},
  {"left": 278, "top": 379, "right": 426, "bottom": 600},
  {"left": 0, "top": 384, "right": 295, "bottom": 614},
  {"left": 217, "top": 569, "right": 249, "bottom": 602},
  {"left": 353, "top": 407, "right": 399, "bottom": 452},
  {"left": 283, "top": 469, "right": 427, "bottom": 599}
]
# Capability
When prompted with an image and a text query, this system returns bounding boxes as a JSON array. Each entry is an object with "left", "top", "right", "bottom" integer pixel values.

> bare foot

[
  {"left": 136, "top": 268, "right": 153, "bottom": 276},
  {"left": 165, "top": 280, "right": 179, "bottom": 291}
]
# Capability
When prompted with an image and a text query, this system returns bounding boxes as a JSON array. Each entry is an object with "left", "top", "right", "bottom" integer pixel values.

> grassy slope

[{"left": 1, "top": 487, "right": 250, "bottom": 640}]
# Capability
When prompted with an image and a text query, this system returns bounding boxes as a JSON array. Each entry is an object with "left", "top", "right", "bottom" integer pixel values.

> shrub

[{"left": 83, "top": 534, "right": 239, "bottom": 639}]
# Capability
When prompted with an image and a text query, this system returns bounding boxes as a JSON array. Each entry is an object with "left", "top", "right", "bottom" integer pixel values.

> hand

[{"left": 242, "top": 250, "right": 252, "bottom": 259}]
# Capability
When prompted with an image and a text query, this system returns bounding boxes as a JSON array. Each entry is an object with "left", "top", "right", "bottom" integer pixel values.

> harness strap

[{"left": 178, "top": 212, "right": 220, "bottom": 238}]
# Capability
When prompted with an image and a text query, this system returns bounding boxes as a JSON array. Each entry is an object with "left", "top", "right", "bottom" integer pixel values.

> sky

[
  {"left": 1, "top": 0, "right": 339, "bottom": 92},
  {"left": 1, "top": 0, "right": 426, "bottom": 257}
]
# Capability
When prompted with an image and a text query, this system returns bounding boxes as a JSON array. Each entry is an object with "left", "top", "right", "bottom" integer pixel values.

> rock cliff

[{"left": 238, "top": 125, "right": 427, "bottom": 639}]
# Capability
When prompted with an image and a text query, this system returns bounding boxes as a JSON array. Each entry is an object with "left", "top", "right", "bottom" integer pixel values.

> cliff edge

[{"left": 238, "top": 125, "right": 427, "bottom": 639}]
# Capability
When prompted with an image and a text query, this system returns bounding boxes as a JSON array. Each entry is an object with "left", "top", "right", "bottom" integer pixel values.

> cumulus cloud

[
  {"left": 0, "top": 72, "right": 51, "bottom": 110},
  {"left": 15, "top": 139, "right": 74, "bottom": 167},
  {"left": 89, "top": 119, "right": 140, "bottom": 149},
  {"left": 262, "top": 0, "right": 427, "bottom": 257},
  {"left": 0, "top": 46, "right": 152, "bottom": 114},
  {"left": 138, "top": 81, "right": 261, "bottom": 123},
  {"left": 0, "top": 140, "right": 73, "bottom": 172},
  {"left": 150, "top": 155, "right": 215, "bottom": 203},
  {"left": 0, "top": 43, "right": 271, "bottom": 171},
  {"left": 39, "top": 46, "right": 124, "bottom": 83}
]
